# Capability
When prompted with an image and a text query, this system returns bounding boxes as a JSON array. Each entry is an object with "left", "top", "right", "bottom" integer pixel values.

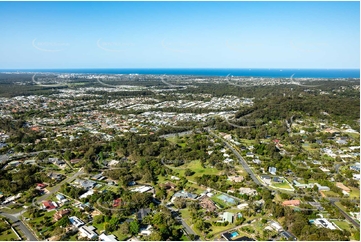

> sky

[{"left": 0, "top": 1, "right": 359, "bottom": 69}]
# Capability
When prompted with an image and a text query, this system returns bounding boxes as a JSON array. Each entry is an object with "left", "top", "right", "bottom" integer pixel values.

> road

[
  {"left": 0, "top": 212, "right": 38, "bottom": 241},
  {"left": 207, "top": 128, "right": 361, "bottom": 233},
  {"left": 165, "top": 205, "right": 198, "bottom": 240},
  {"left": 35, "top": 168, "right": 84, "bottom": 204},
  {"left": 0, "top": 168, "right": 84, "bottom": 241},
  {"left": 330, "top": 201, "right": 360, "bottom": 229},
  {"left": 207, "top": 128, "right": 262, "bottom": 186}
]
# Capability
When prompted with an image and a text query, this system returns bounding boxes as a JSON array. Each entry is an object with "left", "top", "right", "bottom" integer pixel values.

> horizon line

[{"left": 1, "top": 67, "right": 360, "bottom": 70}]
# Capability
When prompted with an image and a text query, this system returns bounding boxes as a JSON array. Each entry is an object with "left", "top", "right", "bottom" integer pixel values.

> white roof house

[
  {"left": 270, "top": 221, "right": 283, "bottom": 232},
  {"left": 79, "top": 225, "right": 98, "bottom": 239},
  {"left": 69, "top": 216, "right": 84, "bottom": 227},
  {"left": 99, "top": 233, "right": 118, "bottom": 241},
  {"left": 314, "top": 218, "right": 337, "bottom": 230}
]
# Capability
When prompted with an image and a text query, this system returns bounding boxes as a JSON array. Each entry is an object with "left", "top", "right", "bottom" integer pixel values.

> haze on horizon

[{"left": 0, "top": 1, "right": 359, "bottom": 69}]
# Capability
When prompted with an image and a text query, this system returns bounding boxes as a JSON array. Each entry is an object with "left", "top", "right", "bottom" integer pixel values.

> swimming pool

[{"left": 231, "top": 231, "right": 239, "bottom": 237}]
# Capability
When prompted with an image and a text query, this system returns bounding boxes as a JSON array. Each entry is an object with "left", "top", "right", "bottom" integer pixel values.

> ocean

[{"left": 1, "top": 68, "right": 360, "bottom": 78}]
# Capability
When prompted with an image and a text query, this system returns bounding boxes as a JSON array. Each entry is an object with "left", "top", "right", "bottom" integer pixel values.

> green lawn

[
  {"left": 209, "top": 223, "right": 235, "bottom": 235},
  {"left": 25, "top": 210, "right": 56, "bottom": 239},
  {"left": 180, "top": 234, "right": 190, "bottom": 241},
  {"left": 323, "top": 190, "right": 340, "bottom": 198},
  {"left": 166, "top": 136, "right": 187, "bottom": 148},
  {"left": 332, "top": 220, "right": 351, "bottom": 230},
  {"left": 169, "top": 160, "right": 221, "bottom": 179},
  {"left": 0, "top": 229, "right": 19, "bottom": 241},
  {"left": 92, "top": 221, "right": 105, "bottom": 233},
  {"left": 186, "top": 183, "right": 207, "bottom": 194},
  {"left": 271, "top": 182, "right": 293, "bottom": 189},
  {"left": 348, "top": 187, "right": 360, "bottom": 199},
  {"left": 112, "top": 229, "right": 129, "bottom": 241},
  {"left": 239, "top": 139, "right": 256, "bottom": 146},
  {"left": 334, "top": 202, "right": 348, "bottom": 213}
]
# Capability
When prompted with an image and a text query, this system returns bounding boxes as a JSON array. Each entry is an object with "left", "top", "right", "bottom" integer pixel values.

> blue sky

[{"left": 0, "top": 1, "right": 359, "bottom": 69}]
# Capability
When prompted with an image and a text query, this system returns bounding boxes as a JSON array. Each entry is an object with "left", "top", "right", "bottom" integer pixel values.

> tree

[
  {"left": 56, "top": 216, "right": 70, "bottom": 227},
  {"left": 150, "top": 231, "right": 162, "bottom": 241},
  {"left": 184, "top": 169, "right": 195, "bottom": 176},
  {"left": 93, "top": 215, "right": 104, "bottom": 224},
  {"left": 118, "top": 222, "right": 130, "bottom": 235},
  {"left": 173, "top": 198, "right": 187, "bottom": 209},
  {"left": 129, "top": 220, "right": 139, "bottom": 235}
]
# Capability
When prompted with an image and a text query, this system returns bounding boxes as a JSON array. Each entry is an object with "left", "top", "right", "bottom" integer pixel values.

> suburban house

[
  {"left": 48, "top": 172, "right": 63, "bottom": 181},
  {"left": 272, "top": 177, "right": 283, "bottom": 183},
  {"left": 91, "top": 173, "right": 105, "bottom": 181},
  {"left": 246, "top": 152, "right": 254, "bottom": 158},
  {"left": 350, "top": 163, "right": 360, "bottom": 172},
  {"left": 53, "top": 209, "right": 71, "bottom": 221},
  {"left": 113, "top": 198, "right": 122, "bottom": 207},
  {"left": 171, "top": 190, "right": 197, "bottom": 202},
  {"left": 335, "top": 182, "right": 351, "bottom": 193},
  {"left": 137, "top": 208, "right": 151, "bottom": 221},
  {"left": 220, "top": 212, "right": 234, "bottom": 223},
  {"left": 239, "top": 188, "right": 258, "bottom": 196},
  {"left": 42, "top": 200, "right": 58, "bottom": 210},
  {"left": 293, "top": 180, "right": 314, "bottom": 189},
  {"left": 280, "top": 231, "right": 297, "bottom": 241},
  {"left": 99, "top": 233, "right": 118, "bottom": 241},
  {"left": 269, "top": 221, "right": 283, "bottom": 232},
  {"left": 308, "top": 202, "right": 324, "bottom": 210},
  {"left": 237, "top": 203, "right": 249, "bottom": 209},
  {"left": 69, "top": 216, "right": 85, "bottom": 227},
  {"left": 268, "top": 167, "right": 277, "bottom": 175},
  {"left": 260, "top": 175, "right": 272, "bottom": 185},
  {"left": 79, "top": 189, "right": 95, "bottom": 199},
  {"left": 313, "top": 218, "right": 337, "bottom": 230},
  {"left": 56, "top": 193, "right": 68, "bottom": 203},
  {"left": 199, "top": 196, "right": 217, "bottom": 212},
  {"left": 139, "top": 225, "right": 153, "bottom": 236},
  {"left": 130, "top": 186, "right": 153, "bottom": 193},
  {"left": 49, "top": 157, "right": 66, "bottom": 168},
  {"left": 282, "top": 200, "right": 300, "bottom": 207},
  {"left": 228, "top": 175, "right": 244, "bottom": 183},
  {"left": 315, "top": 183, "right": 330, "bottom": 191},
  {"left": 75, "top": 179, "right": 97, "bottom": 190},
  {"left": 36, "top": 183, "right": 47, "bottom": 190},
  {"left": 79, "top": 225, "right": 98, "bottom": 239}
]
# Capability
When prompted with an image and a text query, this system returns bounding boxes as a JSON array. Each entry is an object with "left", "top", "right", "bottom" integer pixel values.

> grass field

[
  {"left": 0, "top": 229, "right": 19, "bottom": 241},
  {"left": 239, "top": 139, "right": 256, "bottom": 146},
  {"left": 323, "top": 190, "right": 340, "bottom": 197},
  {"left": 348, "top": 187, "right": 360, "bottom": 199},
  {"left": 166, "top": 136, "right": 187, "bottom": 148},
  {"left": 334, "top": 202, "right": 348, "bottom": 213},
  {"left": 180, "top": 234, "right": 190, "bottom": 241},
  {"left": 271, "top": 182, "right": 293, "bottom": 189},
  {"left": 332, "top": 220, "right": 351, "bottom": 230},
  {"left": 208, "top": 223, "right": 235, "bottom": 237},
  {"left": 112, "top": 229, "right": 129, "bottom": 241},
  {"left": 171, "top": 160, "right": 221, "bottom": 179}
]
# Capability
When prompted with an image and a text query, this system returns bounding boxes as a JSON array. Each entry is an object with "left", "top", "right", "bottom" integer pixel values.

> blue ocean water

[{"left": 1, "top": 68, "right": 359, "bottom": 78}]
